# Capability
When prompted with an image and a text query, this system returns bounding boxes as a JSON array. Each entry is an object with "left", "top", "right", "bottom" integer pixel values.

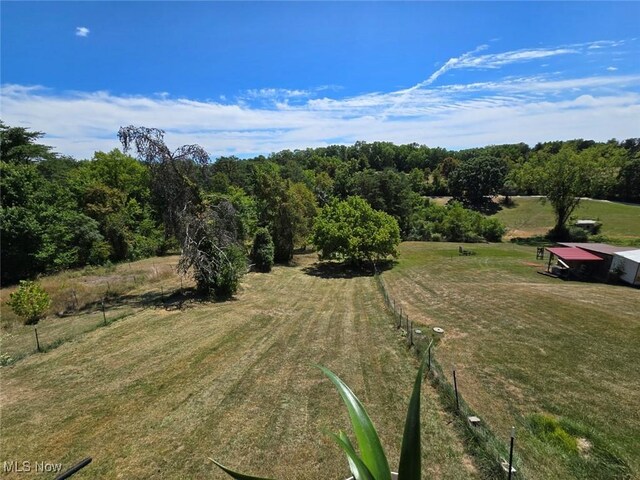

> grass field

[
  {"left": 494, "top": 197, "right": 640, "bottom": 241},
  {"left": 0, "top": 254, "right": 477, "bottom": 479},
  {"left": 383, "top": 242, "right": 640, "bottom": 480},
  {"left": 1, "top": 257, "right": 178, "bottom": 365}
]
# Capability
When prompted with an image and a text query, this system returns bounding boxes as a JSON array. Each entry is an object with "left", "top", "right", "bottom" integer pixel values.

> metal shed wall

[{"left": 611, "top": 250, "right": 640, "bottom": 286}]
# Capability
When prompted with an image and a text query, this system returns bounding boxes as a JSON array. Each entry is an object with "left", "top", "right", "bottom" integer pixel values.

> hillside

[
  {"left": 0, "top": 255, "right": 476, "bottom": 479},
  {"left": 494, "top": 197, "right": 640, "bottom": 242},
  {"left": 383, "top": 242, "right": 640, "bottom": 479}
]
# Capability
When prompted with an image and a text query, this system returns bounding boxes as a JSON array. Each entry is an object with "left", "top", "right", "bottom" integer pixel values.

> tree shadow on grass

[
  {"left": 302, "top": 260, "right": 395, "bottom": 279},
  {"left": 76, "top": 286, "right": 239, "bottom": 315}
]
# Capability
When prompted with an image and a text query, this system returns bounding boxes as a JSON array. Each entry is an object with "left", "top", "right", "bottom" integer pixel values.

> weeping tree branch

[
  {"left": 118, "top": 126, "right": 246, "bottom": 298},
  {"left": 118, "top": 126, "right": 210, "bottom": 239}
]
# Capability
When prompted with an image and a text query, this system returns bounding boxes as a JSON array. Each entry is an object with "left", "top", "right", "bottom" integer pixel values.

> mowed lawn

[
  {"left": 383, "top": 242, "right": 640, "bottom": 480},
  {"left": 494, "top": 197, "right": 640, "bottom": 241},
  {"left": 0, "top": 254, "right": 477, "bottom": 479}
]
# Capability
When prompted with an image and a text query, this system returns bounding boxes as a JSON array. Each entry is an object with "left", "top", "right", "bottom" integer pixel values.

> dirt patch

[{"left": 577, "top": 437, "right": 592, "bottom": 457}]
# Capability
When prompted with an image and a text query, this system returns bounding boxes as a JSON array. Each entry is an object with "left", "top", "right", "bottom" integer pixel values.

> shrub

[
  {"left": 7, "top": 280, "right": 51, "bottom": 325},
  {"left": 193, "top": 245, "right": 247, "bottom": 299},
  {"left": 313, "top": 196, "right": 400, "bottom": 267},
  {"left": 251, "top": 227, "right": 274, "bottom": 272},
  {"left": 481, "top": 217, "right": 507, "bottom": 242},
  {"left": 566, "top": 226, "right": 589, "bottom": 242}
]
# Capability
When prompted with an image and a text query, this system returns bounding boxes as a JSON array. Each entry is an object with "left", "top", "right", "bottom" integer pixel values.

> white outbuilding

[{"left": 611, "top": 249, "right": 640, "bottom": 286}]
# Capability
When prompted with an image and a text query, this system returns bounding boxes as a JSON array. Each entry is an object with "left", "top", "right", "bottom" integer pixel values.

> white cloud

[
  {"left": 607, "top": 66, "right": 618, "bottom": 71},
  {"left": 400, "top": 40, "right": 629, "bottom": 91},
  {"left": 2, "top": 72, "right": 638, "bottom": 159},
  {"left": 1, "top": 40, "right": 637, "bottom": 158},
  {"left": 75, "top": 27, "right": 90, "bottom": 37}
]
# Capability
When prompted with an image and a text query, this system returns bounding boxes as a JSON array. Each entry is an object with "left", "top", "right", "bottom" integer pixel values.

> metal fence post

[{"left": 453, "top": 365, "right": 460, "bottom": 411}]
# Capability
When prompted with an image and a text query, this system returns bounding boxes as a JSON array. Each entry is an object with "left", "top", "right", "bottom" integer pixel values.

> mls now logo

[{"left": 3, "top": 461, "right": 63, "bottom": 473}]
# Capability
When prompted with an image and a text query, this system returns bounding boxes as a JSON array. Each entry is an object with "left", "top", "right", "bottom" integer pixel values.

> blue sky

[{"left": 1, "top": 2, "right": 639, "bottom": 159}]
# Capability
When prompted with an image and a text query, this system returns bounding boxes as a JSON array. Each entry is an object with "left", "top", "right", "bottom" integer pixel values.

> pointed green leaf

[
  {"left": 397, "top": 352, "right": 429, "bottom": 480},
  {"left": 338, "top": 431, "right": 369, "bottom": 480},
  {"left": 208, "top": 458, "right": 276, "bottom": 480},
  {"left": 317, "top": 365, "right": 391, "bottom": 480},
  {"left": 328, "top": 431, "right": 375, "bottom": 480}
]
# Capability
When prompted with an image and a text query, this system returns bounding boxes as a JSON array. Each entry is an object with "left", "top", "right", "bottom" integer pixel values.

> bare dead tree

[
  {"left": 118, "top": 126, "right": 209, "bottom": 240},
  {"left": 118, "top": 126, "right": 246, "bottom": 297}
]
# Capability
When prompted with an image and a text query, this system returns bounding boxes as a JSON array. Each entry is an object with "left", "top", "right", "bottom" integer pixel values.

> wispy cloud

[
  {"left": 239, "top": 85, "right": 342, "bottom": 107},
  {"left": 607, "top": 66, "right": 618, "bottom": 71},
  {"left": 75, "top": 26, "right": 90, "bottom": 37},
  {"left": 1, "top": 40, "right": 637, "bottom": 159},
  {"left": 401, "top": 40, "right": 627, "bottom": 92}
]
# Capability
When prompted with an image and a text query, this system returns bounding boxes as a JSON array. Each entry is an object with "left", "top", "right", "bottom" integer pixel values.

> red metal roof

[{"left": 546, "top": 247, "right": 604, "bottom": 261}]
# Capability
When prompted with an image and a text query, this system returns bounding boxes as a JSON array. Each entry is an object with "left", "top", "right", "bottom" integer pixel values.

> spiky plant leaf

[
  {"left": 397, "top": 352, "right": 429, "bottom": 480},
  {"left": 317, "top": 365, "right": 392, "bottom": 480},
  {"left": 208, "top": 458, "right": 275, "bottom": 480},
  {"left": 328, "top": 431, "right": 376, "bottom": 480}
]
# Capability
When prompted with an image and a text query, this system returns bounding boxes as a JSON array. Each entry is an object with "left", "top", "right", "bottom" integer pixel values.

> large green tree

[
  {"left": 1, "top": 160, "right": 106, "bottom": 284},
  {"left": 313, "top": 196, "right": 400, "bottom": 267},
  {"left": 519, "top": 147, "right": 590, "bottom": 239},
  {"left": 448, "top": 155, "right": 508, "bottom": 206},
  {"left": 252, "top": 163, "right": 317, "bottom": 262},
  {"left": 71, "top": 149, "right": 161, "bottom": 261},
  {"left": 0, "top": 122, "right": 56, "bottom": 164}
]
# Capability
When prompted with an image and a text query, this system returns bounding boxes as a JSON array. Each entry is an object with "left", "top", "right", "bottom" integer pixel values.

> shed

[
  {"left": 574, "top": 220, "right": 601, "bottom": 233},
  {"left": 558, "top": 243, "right": 636, "bottom": 281},
  {"left": 611, "top": 250, "right": 640, "bottom": 286},
  {"left": 545, "top": 247, "right": 604, "bottom": 279}
]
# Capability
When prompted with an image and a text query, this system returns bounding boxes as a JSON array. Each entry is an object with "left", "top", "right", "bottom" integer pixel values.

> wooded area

[{"left": 2, "top": 120, "right": 639, "bottom": 287}]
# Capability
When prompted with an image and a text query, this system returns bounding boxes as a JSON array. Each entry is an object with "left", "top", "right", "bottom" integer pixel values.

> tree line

[{"left": 2, "top": 120, "right": 639, "bottom": 291}]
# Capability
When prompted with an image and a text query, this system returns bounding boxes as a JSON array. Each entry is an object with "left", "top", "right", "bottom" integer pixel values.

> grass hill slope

[
  {"left": 1, "top": 255, "right": 476, "bottom": 479},
  {"left": 383, "top": 242, "right": 640, "bottom": 480},
  {"left": 494, "top": 197, "right": 640, "bottom": 242}
]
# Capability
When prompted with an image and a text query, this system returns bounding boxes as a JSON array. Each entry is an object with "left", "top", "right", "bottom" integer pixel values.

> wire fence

[
  {"left": 1, "top": 263, "right": 184, "bottom": 367},
  {"left": 374, "top": 272, "right": 523, "bottom": 479}
]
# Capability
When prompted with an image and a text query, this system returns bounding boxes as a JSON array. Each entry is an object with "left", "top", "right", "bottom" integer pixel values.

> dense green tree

[
  {"left": 253, "top": 163, "right": 317, "bottom": 262},
  {"left": 1, "top": 160, "right": 106, "bottom": 283},
  {"left": 0, "top": 122, "right": 56, "bottom": 164},
  {"left": 522, "top": 147, "right": 590, "bottom": 239},
  {"left": 448, "top": 155, "right": 508, "bottom": 206},
  {"left": 350, "top": 169, "right": 425, "bottom": 237},
  {"left": 617, "top": 158, "right": 640, "bottom": 202},
  {"left": 251, "top": 227, "right": 275, "bottom": 272},
  {"left": 313, "top": 196, "right": 400, "bottom": 267},
  {"left": 71, "top": 150, "right": 162, "bottom": 261},
  {"left": 407, "top": 201, "right": 505, "bottom": 243}
]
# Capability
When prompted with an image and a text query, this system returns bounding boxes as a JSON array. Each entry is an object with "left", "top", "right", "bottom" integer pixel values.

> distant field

[
  {"left": 383, "top": 242, "right": 640, "bottom": 480},
  {"left": 0, "top": 255, "right": 476, "bottom": 479},
  {"left": 494, "top": 197, "right": 640, "bottom": 241}
]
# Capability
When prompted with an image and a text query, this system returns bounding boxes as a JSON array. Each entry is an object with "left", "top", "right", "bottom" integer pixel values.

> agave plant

[{"left": 210, "top": 353, "right": 428, "bottom": 480}]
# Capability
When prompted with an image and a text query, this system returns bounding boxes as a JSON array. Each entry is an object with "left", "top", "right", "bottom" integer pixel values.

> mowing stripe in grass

[{"left": 375, "top": 273, "right": 523, "bottom": 479}]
